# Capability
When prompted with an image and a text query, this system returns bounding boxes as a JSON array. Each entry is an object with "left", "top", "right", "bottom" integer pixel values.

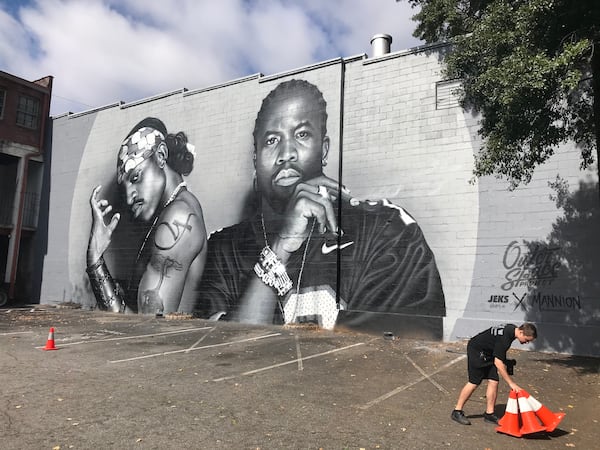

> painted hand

[
  {"left": 87, "top": 185, "right": 120, "bottom": 266},
  {"left": 274, "top": 175, "right": 343, "bottom": 255}
]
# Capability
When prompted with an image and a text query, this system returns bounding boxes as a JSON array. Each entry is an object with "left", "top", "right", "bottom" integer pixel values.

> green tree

[{"left": 402, "top": 0, "right": 599, "bottom": 190}]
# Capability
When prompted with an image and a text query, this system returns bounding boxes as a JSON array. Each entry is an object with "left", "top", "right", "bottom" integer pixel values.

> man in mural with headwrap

[
  {"left": 86, "top": 117, "right": 207, "bottom": 315},
  {"left": 195, "top": 79, "right": 445, "bottom": 337}
]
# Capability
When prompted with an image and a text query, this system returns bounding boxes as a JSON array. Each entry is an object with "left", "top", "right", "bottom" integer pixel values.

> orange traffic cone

[
  {"left": 42, "top": 327, "right": 58, "bottom": 351},
  {"left": 496, "top": 390, "right": 522, "bottom": 437},
  {"left": 517, "top": 390, "right": 546, "bottom": 435},
  {"left": 521, "top": 389, "right": 565, "bottom": 433}
]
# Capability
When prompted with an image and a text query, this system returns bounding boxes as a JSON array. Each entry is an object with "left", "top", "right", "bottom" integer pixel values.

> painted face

[
  {"left": 117, "top": 127, "right": 164, "bottom": 184},
  {"left": 117, "top": 127, "right": 166, "bottom": 222},
  {"left": 121, "top": 153, "right": 166, "bottom": 222},
  {"left": 254, "top": 93, "right": 328, "bottom": 211}
]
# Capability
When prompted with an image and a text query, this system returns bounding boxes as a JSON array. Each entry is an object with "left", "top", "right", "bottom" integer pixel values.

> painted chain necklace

[{"left": 260, "top": 213, "right": 316, "bottom": 319}]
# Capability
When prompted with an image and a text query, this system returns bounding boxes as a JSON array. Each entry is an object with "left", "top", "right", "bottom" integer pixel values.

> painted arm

[
  {"left": 238, "top": 176, "right": 340, "bottom": 324},
  {"left": 137, "top": 201, "right": 205, "bottom": 314},
  {"left": 86, "top": 185, "right": 127, "bottom": 312}
]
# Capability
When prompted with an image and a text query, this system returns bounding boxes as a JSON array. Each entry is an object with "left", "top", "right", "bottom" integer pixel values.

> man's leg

[
  {"left": 485, "top": 379, "right": 498, "bottom": 414},
  {"left": 455, "top": 382, "right": 478, "bottom": 411},
  {"left": 482, "top": 379, "right": 500, "bottom": 424},
  {"left": 451, "top": 382, "right": 478, "bottom": 425}
]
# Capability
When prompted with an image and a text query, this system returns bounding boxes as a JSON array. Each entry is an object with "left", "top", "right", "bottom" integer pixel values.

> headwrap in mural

[
  {"left": 86, "top": 117, "right": 207, "bottom": 314},
  {"left": 194, "top": 80, "right": 445, "bottom": 337}
]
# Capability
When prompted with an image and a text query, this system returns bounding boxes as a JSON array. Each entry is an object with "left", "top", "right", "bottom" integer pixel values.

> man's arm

[
  {"left": 137, "top": 203, "right": 205, "bottom": 314},
  {"left": 494, "top": 357, "right": 522, "bottom": 392},
  {"left": 236, "top": 235, "right": 298, "bottom": 324},
  {"left": 237, "top": 176, "right": 340, "bottom": 324},
  {"left": 86, "top": 185, "right": 127, "bottom": 312}
]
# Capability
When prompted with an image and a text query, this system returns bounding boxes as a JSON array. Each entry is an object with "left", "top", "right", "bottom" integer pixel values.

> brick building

[{"left": 0, "top": 71, "right": 53, "bottom": 305}]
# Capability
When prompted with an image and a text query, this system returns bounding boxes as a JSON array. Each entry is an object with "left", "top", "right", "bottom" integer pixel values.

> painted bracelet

[
  {"left": 86, "top": 257, "right": 126, "bottom": 313},
  {"left": 253, "top": 246, "right": 293, "bottom": 296}
]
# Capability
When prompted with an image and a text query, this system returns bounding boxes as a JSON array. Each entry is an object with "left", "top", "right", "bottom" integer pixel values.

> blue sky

[{"left": 0, "top": 0, "right": 422, "bottom": 115}]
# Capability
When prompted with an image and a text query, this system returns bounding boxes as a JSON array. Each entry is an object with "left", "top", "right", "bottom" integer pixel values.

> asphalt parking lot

[{"left": 1, "top": 306, "right": 598, "bottom": 450}]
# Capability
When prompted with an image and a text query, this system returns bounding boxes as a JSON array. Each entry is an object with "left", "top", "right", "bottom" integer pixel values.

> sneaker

[
  {"left": 451, "top": 409, "right": 471, "bottom": 425},
  {"left": 483, "top": 412, "right": 499, "bottom": 424}
]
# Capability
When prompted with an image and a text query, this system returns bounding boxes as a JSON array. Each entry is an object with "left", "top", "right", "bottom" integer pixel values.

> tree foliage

[{"left": 403, "top": 0, "right": 600, "bottom": 188}]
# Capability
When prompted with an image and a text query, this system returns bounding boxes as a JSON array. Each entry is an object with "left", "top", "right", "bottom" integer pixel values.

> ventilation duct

[{"left": 370, "top": 34, "right": 392, "bottom": 57}]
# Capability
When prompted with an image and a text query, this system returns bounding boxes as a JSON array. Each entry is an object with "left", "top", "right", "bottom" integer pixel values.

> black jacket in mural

[{"left": 195, "top": 198, "right": 445, "bottom": 331}]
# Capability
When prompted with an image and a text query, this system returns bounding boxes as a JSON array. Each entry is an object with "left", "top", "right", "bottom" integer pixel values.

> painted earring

[{"left": 322, "top": 158, "right": 327, "bottom": 167}]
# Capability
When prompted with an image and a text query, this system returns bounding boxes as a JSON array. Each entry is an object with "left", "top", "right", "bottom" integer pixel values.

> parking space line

[
  {"left": 185, "top": 327, "right": 215, "bottom": 352},
  {"left": 0, "top": 331, "right": 34, "bottom": 336},
  {"left": 295, "top": 334, "right": 303, "bottom": 371},
  {"left": 36, "top": 327, "right": 212, "bottom": 348},
  {"left": 213, "top": 342, "right": 365, "bottom": 382},
  {"left": 359, "top": 355, "right": 466, "bottom": 410},
  {"left": 405, "top": 354, "right": 449, "bottom": 394},
  {"left": 109, "top": 332, "right": 282, "bottom": 363}
]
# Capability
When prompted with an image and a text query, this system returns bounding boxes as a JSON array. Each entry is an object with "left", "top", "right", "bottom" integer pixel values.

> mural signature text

[{"left": 501, "top": 241, "right": 561, "bottom": 290}]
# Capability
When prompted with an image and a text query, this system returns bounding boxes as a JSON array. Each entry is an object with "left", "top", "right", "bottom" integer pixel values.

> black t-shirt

[
  {"left": 195, "top": 198, "right": 446, "bottom": 329},
  {"left": 468, "top": 324, "right": 517, "bottom": 362}
]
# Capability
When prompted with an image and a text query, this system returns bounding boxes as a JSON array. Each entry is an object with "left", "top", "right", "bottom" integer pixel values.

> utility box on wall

[{"left": 41, "top": 42, "right": 599, "bottom": 356}]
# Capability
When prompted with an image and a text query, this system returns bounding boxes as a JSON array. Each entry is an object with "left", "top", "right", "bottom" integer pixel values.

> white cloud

[
  {"left": 0, "top": 8, "right": 33, "bottom": 68},
  {"left": 0, "top": 0, "right": 422, "bottom": 115}
]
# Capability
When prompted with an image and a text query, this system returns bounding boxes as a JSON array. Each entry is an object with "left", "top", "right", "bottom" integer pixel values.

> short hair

[
  {"left": 253, "top": 79, "right": 328, "bottom": 152},
  {"left": 519, "top": 323, "right": 537, "bottom": 338}
]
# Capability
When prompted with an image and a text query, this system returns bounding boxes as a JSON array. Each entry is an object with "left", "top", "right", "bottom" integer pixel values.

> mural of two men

[{"left": 86, "top": 79, "right": 446, "bottom": 338}]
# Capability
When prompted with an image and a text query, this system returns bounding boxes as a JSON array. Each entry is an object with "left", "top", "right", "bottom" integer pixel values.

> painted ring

[{"left": 317, "top": 185, "right": 329, "bottom": 198}]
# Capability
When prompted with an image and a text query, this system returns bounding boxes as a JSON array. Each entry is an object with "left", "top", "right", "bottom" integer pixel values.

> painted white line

[
  {"left": 405, "top": 354, "right": 449, "bottom": 394},
  {"left": 185, "top": 327, "right": 215, "bottom": 353},
  {"left": 109, "top": 333, "right": 282, "bottom": 363},
  {"left": 213, "top": 342, "right": 365, "bottom": 382},
  {"left": 36, "top": 327, "right": 212, "bottom": 348},
  {"left": 295, "top": 334, "right": 303, "bottom": 371},
  {"left": 0, "top": 331, "right": 34, "bottom": 336},
  {"left": 359, "top": 355, "right": 466, "bottom": 410}
]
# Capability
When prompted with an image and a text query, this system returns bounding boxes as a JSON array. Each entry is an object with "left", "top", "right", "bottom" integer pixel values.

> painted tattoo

[
  {"left": 141, "top": 254, "right": 183, "bottom": 311},
  {"left": 155, "top": 213, "right": 195, "bottom": 251}
]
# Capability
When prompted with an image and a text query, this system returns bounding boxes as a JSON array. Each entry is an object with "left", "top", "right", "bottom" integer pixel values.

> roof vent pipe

[{"left": 370, "top": 33, "right": 392, "bottom": 57}]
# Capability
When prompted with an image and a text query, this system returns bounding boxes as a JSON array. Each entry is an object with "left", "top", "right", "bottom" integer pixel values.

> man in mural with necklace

[
  {"left": 195, "top": 79, "right": 445, "bottom": 337},
  {"left": 86, "top": 117, "right": 207, "bottom": 315}
]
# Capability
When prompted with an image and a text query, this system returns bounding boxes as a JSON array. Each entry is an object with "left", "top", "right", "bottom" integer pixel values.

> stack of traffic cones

[
  {"left": 42, "top": 327, "right": 58, "bottom": 351},
  {"left": 496, "top": 389, "right": 565, "bottom": 437},
  {"left": 495, "top": 389, "right": 521, "bottom": 437},
  {"left": 517, "top": 390, "right": 547, "bottom": 435}
]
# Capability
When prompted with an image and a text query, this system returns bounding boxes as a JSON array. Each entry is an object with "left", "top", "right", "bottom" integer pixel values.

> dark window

[
  {"left": 0, "top": 89, "right": 6, "bottom": 119},
  {"left": 16, "top": 94, "right": 41, "bottom": 129}
]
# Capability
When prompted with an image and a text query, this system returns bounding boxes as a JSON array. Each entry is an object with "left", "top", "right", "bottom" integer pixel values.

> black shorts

[{"left": 467, "top": 346, "right": 499, "bottom": 385}]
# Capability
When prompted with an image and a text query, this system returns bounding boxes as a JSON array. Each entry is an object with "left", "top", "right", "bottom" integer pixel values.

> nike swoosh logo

[{"left": 321, "top": 241, "right": 354, "bottom": 254}]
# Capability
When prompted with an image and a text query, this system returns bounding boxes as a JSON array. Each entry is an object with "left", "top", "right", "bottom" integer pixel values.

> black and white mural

[
  {"left": 84, "top": 80, "right": 446, "bottom": 339},
  {"left": 193, "top": 80, "right": 445, "bottom": 336},
  {"left": 86, "top": 118, "right": 207, "bottom": 315},
  {"left": 44, "top": 51, "right": 599, "bottom": 356}
]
